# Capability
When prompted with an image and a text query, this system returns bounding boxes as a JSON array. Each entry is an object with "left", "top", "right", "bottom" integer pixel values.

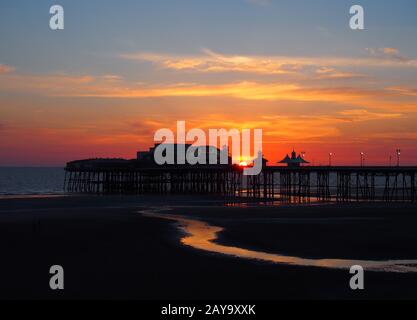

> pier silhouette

[{"left": 65, "top": 155, "right": 417, "bottom": 202}]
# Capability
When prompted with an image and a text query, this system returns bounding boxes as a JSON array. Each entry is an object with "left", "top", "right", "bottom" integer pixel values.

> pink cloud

[{"left": 0, "top": 64, "right": 15, "bottom": 74}]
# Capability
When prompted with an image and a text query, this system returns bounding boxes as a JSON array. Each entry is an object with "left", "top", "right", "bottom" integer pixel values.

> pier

[{"left": 64, "top": 159, "right": 417, "bottom": 202}]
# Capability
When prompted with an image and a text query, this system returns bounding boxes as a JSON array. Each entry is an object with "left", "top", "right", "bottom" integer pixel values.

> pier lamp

[
  {"left": 360, "top": 152, "right": 365, "bottom": 167},
  {"left": 329, "top": 153, "right": 334, "bottom": 166},
  {"left": 396, "top": 149, "right": 401, "bottom": 167}
]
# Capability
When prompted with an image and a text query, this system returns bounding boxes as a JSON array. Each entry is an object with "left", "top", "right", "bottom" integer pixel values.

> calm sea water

[
  {"left": 0, "top": 167, "right": 390, "bottom": 197},
  {"left": 0, "top": 167, "right": 65, "bottom": 196}
]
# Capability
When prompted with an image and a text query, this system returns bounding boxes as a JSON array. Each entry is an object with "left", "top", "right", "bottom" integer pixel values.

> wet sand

[{"left": 1, "top": 195, "right": 417, "bottom": 299}]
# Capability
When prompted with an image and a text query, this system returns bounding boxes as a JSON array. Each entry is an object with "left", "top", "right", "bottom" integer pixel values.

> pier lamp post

[
  {"left": 329, "top": 153, "right": 334, "bottom": 166},
  {"left": 360, "top": 152, "right": 365, "bottom": 167},
  {"left": 396, "top": 149, "right": 401, "bottom": 167}
]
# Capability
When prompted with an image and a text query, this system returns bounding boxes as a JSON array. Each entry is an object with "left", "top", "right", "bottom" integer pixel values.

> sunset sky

[{"left": 1, "top": 0, "right": 417, "bottom": 166}]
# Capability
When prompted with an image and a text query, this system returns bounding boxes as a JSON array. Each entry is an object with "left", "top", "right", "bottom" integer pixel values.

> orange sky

[{"left": 1, "top": 1, "right": 417, "bottom": 166}]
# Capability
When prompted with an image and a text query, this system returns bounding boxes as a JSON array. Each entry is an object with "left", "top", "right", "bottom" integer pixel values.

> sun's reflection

[{"left": 142, "top": 209, "right": 417, "bottom": 273}]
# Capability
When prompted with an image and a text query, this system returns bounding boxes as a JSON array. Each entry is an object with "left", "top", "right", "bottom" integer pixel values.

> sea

[
  {"left": 0, "top": 167, "right": 391, "bottom": 199},
  {"left": 0, "top": 167, "right": 65, "bottom": 196}
]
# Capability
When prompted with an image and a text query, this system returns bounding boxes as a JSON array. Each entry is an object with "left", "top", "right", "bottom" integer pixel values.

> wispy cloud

[
  {"left": 121, "top": 49, "right": 417, "bottom": 76},
  {"left": 0, "top": 76, "right": 359, "bottom": 102},
  {"left": 386, "top": 86, "right": 417, "bottom": 96},
  {"left": 366, "top": 47, "right": 410, "bottom": 62},
  {"left": 1, "top": 71, "right": 417, "bottom": 112},
  {"left": 0, "top": 73, "right": 95, "bottom": 94},
  {"left": 314, "top": 67, "right": 365, "bottom": 80},
  {"left": 102, "top": 74, "right": 123, "bottom": 82},
  {"left": 0, "top": 64, "right": 15, "bottom": 74},
  {"left": 255, "top": 109, "right": 402, "bottom": 141},
  {"left": 336, "top": 109, "right": 402, "bottom": 122},
  {"left": 121, "top": 49, "right": 300, "bottom": 75}
]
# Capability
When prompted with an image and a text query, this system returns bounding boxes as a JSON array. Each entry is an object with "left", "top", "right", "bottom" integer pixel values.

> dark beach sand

[{"left": 0, "top": 195, "right": 417, "bottom": 300}]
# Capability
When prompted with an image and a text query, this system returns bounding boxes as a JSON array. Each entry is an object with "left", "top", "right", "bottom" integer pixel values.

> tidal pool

[{"left": 142, "top": 208, "right": 417, "bottom": 273}]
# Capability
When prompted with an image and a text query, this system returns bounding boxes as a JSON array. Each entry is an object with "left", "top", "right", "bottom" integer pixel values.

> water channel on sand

[{"left": 141, "top": 207, "right": 417, "bottom": 274}]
